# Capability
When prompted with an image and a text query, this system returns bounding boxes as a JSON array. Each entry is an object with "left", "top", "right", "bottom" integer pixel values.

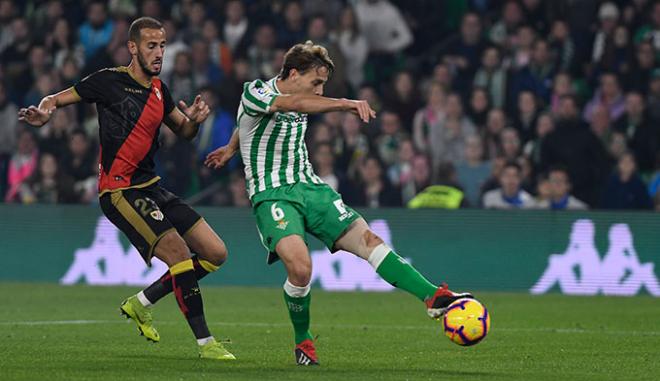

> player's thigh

[
  {"left": 182, "top": 219, "right": 228, "bottom": 266},
  {"left": 254, "top": 199, "right": 306, "bottom": 261},
  {"left": 100, "top": 189, "right": 177, "bottom": 266},
  {"left": 305, "top": 184, "right": 361, "bottom": 252}
]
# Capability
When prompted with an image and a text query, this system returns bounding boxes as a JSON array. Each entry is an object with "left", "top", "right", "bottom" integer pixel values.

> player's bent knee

[
  {"left": 288, "top": 262, "right": 312, "bottom": 286},
  {"left": 203, "top": 241, "right": 228, "bottom": 267},
  {"left": 154, "top": 231, "right": 190, "bottom": 267}
]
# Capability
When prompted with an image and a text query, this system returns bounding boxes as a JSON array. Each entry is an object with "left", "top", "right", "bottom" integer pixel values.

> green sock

[
  {"left": 283, "top": 281, "right": 313, "bottom": 344},
  {"left": 371, "top": 247, "right": 437, "bottom": 302}
]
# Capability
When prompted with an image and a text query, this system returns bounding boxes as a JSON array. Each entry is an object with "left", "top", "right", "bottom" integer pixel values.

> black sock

[
  {"left": 170, "top": 259, "right": 211, "bottom": 340},
  {"left": 143, "top": 255, "right": 217, "bottom": 304}
]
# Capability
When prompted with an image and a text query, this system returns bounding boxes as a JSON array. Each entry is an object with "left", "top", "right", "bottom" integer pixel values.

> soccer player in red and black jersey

[{"left": 18, "top": 17, "right": 235, "bottom": 360}]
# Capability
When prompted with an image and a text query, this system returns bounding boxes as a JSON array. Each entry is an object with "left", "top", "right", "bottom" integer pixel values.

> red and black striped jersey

[{"left": 73, "top": 66, "right": 175, "bottom": 195}]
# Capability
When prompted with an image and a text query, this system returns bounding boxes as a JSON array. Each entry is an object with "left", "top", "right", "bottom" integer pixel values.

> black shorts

[{"left": 99, "top": 184, "right": 202, "bottom": 266}]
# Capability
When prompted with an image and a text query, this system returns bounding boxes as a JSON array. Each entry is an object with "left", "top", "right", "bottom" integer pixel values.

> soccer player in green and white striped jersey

[{"left": 205, "top": 41, "right": 473, "bottom": 366}]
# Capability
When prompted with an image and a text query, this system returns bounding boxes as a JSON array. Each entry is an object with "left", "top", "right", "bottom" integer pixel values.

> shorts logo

[
  {"left": 276, "top": 219, "right": 289, "bottom": 230},
  {"left": 150, "top": 210, "right": 164, "bottom": 221}
]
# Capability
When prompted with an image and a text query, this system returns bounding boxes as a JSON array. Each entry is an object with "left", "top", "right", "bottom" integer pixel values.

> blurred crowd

[{"left": 1, "top": 0, "right": 660, "bottom": 210}]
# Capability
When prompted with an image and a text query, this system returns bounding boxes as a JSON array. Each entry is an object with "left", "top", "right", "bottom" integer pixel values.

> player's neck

[{"left": 127, "top": 61, "right": 153, "bottom": 88}]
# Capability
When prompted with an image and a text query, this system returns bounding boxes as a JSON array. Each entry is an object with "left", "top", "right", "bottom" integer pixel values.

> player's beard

[{"left": 137, "top": 51, "right": 161, "bottom": 76}]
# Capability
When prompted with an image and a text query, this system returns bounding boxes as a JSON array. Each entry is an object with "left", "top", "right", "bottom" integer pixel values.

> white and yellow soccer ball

[{"left": 442, "top": 298, "right": 490, "bottom": 346}]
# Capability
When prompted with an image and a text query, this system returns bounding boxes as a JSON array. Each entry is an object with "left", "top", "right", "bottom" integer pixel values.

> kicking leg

[
  {"left": 276, "top": 235, "right": 319, "bottom": 366},
  {"left": 335, "top": 218, "right": 472, "bottom": 318}
]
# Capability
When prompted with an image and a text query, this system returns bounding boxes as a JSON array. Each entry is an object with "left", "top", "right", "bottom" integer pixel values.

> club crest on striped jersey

[{"left": 154, "top": 87, "right": 161, "bottom": 100}]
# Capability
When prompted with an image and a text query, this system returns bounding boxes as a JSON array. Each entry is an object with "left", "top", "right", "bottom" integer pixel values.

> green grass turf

[{"left": 1, "top": 283, "right": 659, "bottom": 381}]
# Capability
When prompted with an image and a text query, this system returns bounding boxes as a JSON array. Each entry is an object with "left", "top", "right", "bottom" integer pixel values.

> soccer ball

[{"left": 443, "top": 298, "right": 490, "bottom": 346}]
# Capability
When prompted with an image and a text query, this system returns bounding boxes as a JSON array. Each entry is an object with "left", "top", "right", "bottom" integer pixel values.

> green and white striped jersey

[{"left": 238, "top": 77, "right": 323, "bottom": 198}]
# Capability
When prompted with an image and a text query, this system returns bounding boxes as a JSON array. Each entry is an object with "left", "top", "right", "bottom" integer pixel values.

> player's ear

[{"left": 127, "top": 40, "right": 138, "bottom": 56}]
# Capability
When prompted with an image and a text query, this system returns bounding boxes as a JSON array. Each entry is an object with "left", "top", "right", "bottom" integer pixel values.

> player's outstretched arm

[
  {"left": 204, "top": 128, "right": 239, "bottom": 169},
  {"left": 165, "top": 94, "right": 210, "bottom": 140},
  {"left": 17, "top": 87, "right": 81, "bottom": 127},
  {"left": 271, "top": 94, "right": 376, "bottom": 123}
]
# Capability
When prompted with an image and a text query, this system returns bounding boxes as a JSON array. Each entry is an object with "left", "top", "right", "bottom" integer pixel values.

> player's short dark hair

[
  {"left": 280, "top": 40, "right": 335, "bottom": 80},
  {"left": 128, "top": 17, "right": 163, "bottom": 42}
]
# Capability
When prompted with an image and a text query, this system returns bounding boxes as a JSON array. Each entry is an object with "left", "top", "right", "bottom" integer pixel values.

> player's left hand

[{"left": 179, "top": 94, "right": 210, "bottom": 124}]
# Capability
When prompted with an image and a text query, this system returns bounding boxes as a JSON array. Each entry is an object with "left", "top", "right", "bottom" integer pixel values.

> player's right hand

[
  {"left": 345, "top": 99, "right": 376, "bottom": 123},
  {"left": 18, "top": 105, "right": 54, "bottom": 127},
  {"left": 204, "top": 145, "right": 237, "bottom": 169}
]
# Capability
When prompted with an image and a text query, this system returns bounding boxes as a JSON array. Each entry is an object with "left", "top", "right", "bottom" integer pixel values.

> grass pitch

[{"left": 1, "top": 283, "right": 659, "bottom": 381}]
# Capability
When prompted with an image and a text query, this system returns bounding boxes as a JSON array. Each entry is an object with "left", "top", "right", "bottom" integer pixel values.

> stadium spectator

[
  {"left": 342, "top": 155, "right": 401, "bottom": 208},
  {"left": 474, "top": 46, "right": 508, "bottom": 109},
  {"left": 387, "top": 138, "right": 415, "bottom": 188},
  {"left": 227, "top": 169, "right": 249, "bottom": 207},
  {"left": 524, "top": 112, "right": 555, "bottom": 167},
  {"left": 456, "top": 134, "right": 491, "bottom": 207},
  {"left": 412, "top": 82, "right": 445, "bottom": 155},
  {"left": 589, "top": 104, "right": 612, "bottom": 147},
  {"left": 583, "top": 73, "right": 625, "bottom": 123},
  {"left": 3, "top": 18, "right": 31, "bottom": 103},
  {"left": 246, "top": 24, "right": 277, "bottom": 79},
  {"left": 5, "top": 130, "right": 39, "bottom": 203},
  {"left": 509, "top": 25, "right": 536, "bottom": 71},
  {"left": 633, "top": 1, "right": 660, "bottom": 58},
  {"left": 311, "top": 142, "right": 342, "bottom": 191},
  {"left": 383, "top": 71, "right": 422, "bottom": 131},
  {"left": 602, "top": 152, "right": 653, "bottom": 209},
  {"left": 511, "top": 39, "right": 555, "bottom": 104},
  {"left": 482, "top": 160, "right": 536, "bottom": 209},
  {"left": 78, "top": 1, "right": 114, "bottom": 60},
  {"left": 375, "top": 110, "right": 408, "bottom": 167},
  {"left": 466, "top": 86, "right": 490, "bottom": 130},
  {"left": 512, "top": 90, "right": 539, "bottom": 143},
  {"left": 277, "top": 1, "right": 306, "bottom": 50},
  {"left": 201, "top": 19, "right": 233, "bottom": 77},
  {"left": 332, "top": 5, "right": 368, "bottom": 92},
  {"left": 489, "top": 0, "right": 525, "bottom": 49},
  {"left": 335, "top": 113, "right": 370, "bottom": 179},
  {"left": 483, "top": 108, "right": 507, "bottom": 160},
  {"left": 624, "top": 41, "right": 655, "bottom": 94},
  {"left": 156, "top": 126, "right": 194, "bottom": 197},
  {"left": 180, "top": 1, "right": 205, "bottom": 43},
  {"left": 167, "top": 50, "right": 195, "bottom": 105},
  {"left": 541, "top": 95, "right": 611, "bottom": 207},
  {"left": 0, "top": 81, "right": 19, "bottom": 198},
  {"left": 354, "top": 0, "right": 412, "bottom": 83},
  {"left": 160, "top": 20, "right": 188, "bottom": 80},
  {"left": 190, "top": 39, "right": 223, "bottom": 89},
  {"left": 39, "top": 109, "right": 75, "bottom": 159},
  {"left": 550, "top": 72, "right": 574, "bottom": 115},
  {"left": 0, "top": 0, "right": 16, "bottom": 55},
  {"left": 19, "top": 152, "right": 77, "bottom": 204},
  {"left": 613, "top": 92, "right": 658, "bottom": 173},
  {"left": 400, "top": 154, "right": 431, "bottom": 205},
  {"left": 548, "top": 20, "right": 575, "bottom": 73},
  {"left": 222, "top": 0, "right": 251, "bottom": 55},
  {"left": 195, "top": 87, "right": 235, "bottom": 166},
  {"left": 536, "top": 167, "right": 588, "bottom": 210},
  {"left": 306, "top": 14, "right": 348, "bottom": 98},
  {"left": 61, "top": 129, "right": 97, "bottom": 203},
  {"left": 429, "top": 93, "right": 475, "bottom": 167},
  {"left": 500, "top": 127, "right": 521, "bottom": 162},
  {"left": 435, "top": 13, "right": 487, "bottom": 97}
]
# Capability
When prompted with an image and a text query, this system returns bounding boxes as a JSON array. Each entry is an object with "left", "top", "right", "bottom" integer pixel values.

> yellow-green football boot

[
  {"left": 119, "top": 295, "right": 160, "bottom": 343},
  {"left": 199, "top": 338, "right": 236, "bottom": 360}
]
